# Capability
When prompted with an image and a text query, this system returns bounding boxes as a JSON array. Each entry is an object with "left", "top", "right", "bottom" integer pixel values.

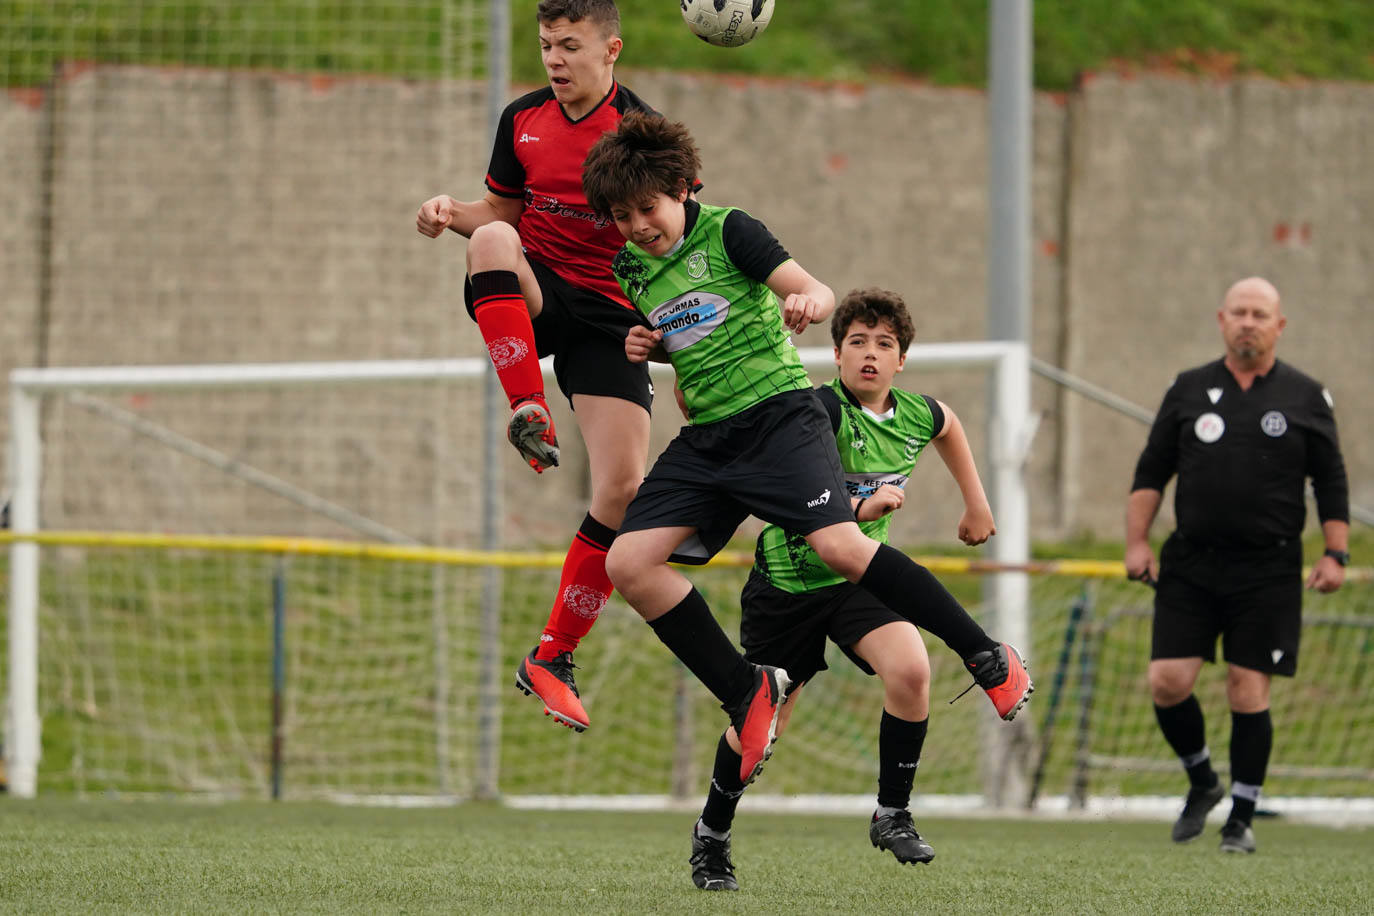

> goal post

[{"left": 5, "top": 345, "right": 1033, "bottom": 801}]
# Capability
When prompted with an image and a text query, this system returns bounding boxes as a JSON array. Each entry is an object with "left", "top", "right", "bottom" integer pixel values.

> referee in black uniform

[{"left": 1124, "top": 276, "right": 1349, "bottom": 855}]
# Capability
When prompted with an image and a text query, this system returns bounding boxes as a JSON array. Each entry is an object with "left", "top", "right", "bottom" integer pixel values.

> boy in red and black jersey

[{"left": 416, "top": 0, "right": 674, "bottom": 733}]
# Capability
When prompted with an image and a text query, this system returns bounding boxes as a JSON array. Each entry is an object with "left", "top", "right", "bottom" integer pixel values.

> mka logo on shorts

[{"left": 648, "top": 291, "right": 730, "bottom": 352}]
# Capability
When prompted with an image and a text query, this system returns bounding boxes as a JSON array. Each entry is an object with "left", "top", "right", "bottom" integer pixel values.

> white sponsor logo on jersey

[
  {"left": 806, "top": 489, "right": 831, "bottom": 508},
  {"left": 518, "top": 133, "right": 540, "bottom": 143},
  {"left": 1261, "top": 410, "right": 1288, "bottom": 437},
  {"left": 1194, "top": 412, "right": 1225, "bottom": 443},
  {"left": 1207, "top": 387, "right": 1222, "bottom": 404},
  {"left": 845, "top": 472, "right": 908, "bottom": 499},
  {"left": 649, "top": 291, "right": 730, "bottom": 351}
]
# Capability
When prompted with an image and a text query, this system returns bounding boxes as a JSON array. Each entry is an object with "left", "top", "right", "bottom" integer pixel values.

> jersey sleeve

[
  {"left": 1305, "top": 385, "right": 1350, "bottom": 524},
  {"left": 721, "top": 209, "right": 791, "bottom": 282},
  {"left": 920, "top": 395, "right": 947, "bottom": 439},
  {"left": 1131, "top": 378, "right": 1182, "bottom": 492},
  {"left": 815, "top": 385, "right": 843, "bottom": 433},
  {"left": 484, "top": 103, "right": 524, "bottom": 199}
]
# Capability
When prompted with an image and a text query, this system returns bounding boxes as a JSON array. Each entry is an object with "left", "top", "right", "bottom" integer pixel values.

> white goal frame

[{"left": 5, "top": 343, "right": 1031, "bottom": 799}]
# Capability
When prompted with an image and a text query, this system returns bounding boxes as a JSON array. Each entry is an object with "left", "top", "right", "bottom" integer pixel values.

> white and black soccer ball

[{"left": 680, "top": 0, "right": 775, "bottom": 48}]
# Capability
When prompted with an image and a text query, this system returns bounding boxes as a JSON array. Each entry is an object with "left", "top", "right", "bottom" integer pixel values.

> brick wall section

[{"left": 2, "top": 67, "right": 1369, "bottom": 546}]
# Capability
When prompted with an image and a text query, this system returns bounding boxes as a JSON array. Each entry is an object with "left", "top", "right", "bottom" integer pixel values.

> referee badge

[
  {"left": 1194, "top": 412, "right": 1225, "bottom": 443},
  {"left": 1261, "top": 410, "right": 1288, "bottom": 437}
]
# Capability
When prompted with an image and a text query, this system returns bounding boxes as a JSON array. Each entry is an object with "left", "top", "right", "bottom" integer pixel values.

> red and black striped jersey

[{"left": 485, "top": 81, "right": 656, "bottom": 308}]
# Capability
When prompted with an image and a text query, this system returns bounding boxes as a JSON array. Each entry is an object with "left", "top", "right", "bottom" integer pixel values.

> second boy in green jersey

[{"left": 690, "top": 287, "right": 1001, "bottom": 890}]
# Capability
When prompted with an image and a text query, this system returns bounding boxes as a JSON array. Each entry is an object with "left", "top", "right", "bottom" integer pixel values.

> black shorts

[
  {"left": 619, "top": 389, "right": 857, "bottom": 562},
  {"left": 739, "top": 570, "right": 907, "bottom": 685},
  {"left": 464, "top": 258, "right": 654, "bottom": 412},
  {"left": 1151, "top": 532, "right": 1304, "bottom": 676}
]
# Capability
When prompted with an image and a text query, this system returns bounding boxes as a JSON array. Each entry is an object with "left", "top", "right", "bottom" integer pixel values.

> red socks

[
  {"left": 470, "top": 270, "right": 543, "bottom": 408},
  {"left": 536, "top": 514, "right": 616, "bottom": 660}
]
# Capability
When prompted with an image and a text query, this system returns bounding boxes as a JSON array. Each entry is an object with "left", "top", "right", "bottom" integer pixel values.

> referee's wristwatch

[{"left": 1323, "top": 548, "right": 1350, "bottom": 567}]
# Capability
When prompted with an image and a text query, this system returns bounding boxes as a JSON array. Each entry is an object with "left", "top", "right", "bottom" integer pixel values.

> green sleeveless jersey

[
  {"left": 753, "top": 379, "right": 942, "bottom": 593},
  {"left": 611, "top": 203, "right": 810, "bottom": 424}
]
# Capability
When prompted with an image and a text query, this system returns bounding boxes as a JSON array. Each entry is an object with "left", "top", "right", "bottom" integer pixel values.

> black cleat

[
  {"left": 1171, "top": 781, "right": 1226, "bottom": 843},
  {"left": 690, "top": 822, "right": 739, "bottom": 891},
  {"left": 869, "top": 809, "right": 935, "bottom": 865},
  {"left": 1219, "top": 818, "right": 1256, "bottom": 854}
]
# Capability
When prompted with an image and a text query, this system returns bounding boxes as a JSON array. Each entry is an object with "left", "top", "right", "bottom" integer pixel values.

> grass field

[{"left": 2, "top": 799, "right": 1372, "bottom": 913}]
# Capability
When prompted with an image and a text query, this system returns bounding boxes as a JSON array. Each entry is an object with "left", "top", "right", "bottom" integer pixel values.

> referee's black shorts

[
  {"left": 1151, "top": 532, "right": 1304, "bottom": 676},
  {"left": 739, "top": 571, "right": 908, "bottom": 685},
  {"left": 619, "top": 388, "right": 857, "bottom": 561},
  {"left": 464, "top": 257, "right": 654, "bottom": 413}
]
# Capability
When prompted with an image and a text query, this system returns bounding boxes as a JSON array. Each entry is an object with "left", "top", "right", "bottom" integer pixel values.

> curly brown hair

[
  {"left": 830, "top": 287, "right": 916, "bottom": 351},
  {"left": 536, "top": 0, "right": 620, "bottom": 36},
  {"left": 582, "top": 110, "right": 701, "bottom": 216}
]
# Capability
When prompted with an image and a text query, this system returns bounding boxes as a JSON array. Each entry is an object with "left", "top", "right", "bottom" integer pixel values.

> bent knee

[
  {"left": 884, "top": 663, "right": 930, "bottom": 703},
  {"left": 467, "top": 221, "right": 522, "bottom": 265},
  {"left": 604, "top": 542, "right": 633, "bottom": 589},
  {"left": 1148, "top": 670, "right": 1194, "bottom": 706}
]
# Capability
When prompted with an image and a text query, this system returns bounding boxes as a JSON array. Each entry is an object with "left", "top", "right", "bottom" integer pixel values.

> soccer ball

[{"left": 681, "top": 0, "right": 775, "bottom": 48}]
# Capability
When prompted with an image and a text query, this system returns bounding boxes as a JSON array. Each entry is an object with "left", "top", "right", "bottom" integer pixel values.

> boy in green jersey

[
  {"left": 581, "top": 112, "right": 1031, "bottom": 796},
  {"left": 688, "top": 287, "right": 999, "bottom": 889}
]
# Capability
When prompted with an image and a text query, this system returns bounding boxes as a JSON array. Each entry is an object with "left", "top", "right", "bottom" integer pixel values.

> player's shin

[
  {"left": 470, "top": 270, "right": 544, "bottom": 409},
  {"left": 537, "top": 514, "right": 615, "bottom": 659}
]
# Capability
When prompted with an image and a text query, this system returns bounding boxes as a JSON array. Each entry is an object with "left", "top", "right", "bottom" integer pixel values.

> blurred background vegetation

[{"left": 4, "top": 0, "right": 1373, "bottom": 88}]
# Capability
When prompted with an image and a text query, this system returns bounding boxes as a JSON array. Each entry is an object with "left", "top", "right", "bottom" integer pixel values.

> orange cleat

[
  {"left": 515, "top": 648, "right": 589, "bottom": 732},
  {"left": 963, "top": 642, "right": 1033, "bottom": 721},
  {"left": 507, "top": 399, "right": 560, "bottom": 473},
  {"left": 730, "top": 664, "right": 790, "bottom": 785}
]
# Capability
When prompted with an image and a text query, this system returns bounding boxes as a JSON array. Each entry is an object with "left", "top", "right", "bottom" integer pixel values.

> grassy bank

[{"left": 4, "top": 0, "right": 1372, "bottom": 89}]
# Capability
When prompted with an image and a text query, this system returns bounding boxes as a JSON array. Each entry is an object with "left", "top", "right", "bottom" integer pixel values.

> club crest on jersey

[
  {"left": 1261, "top": 410, "right": 1288, "bottom": 437},
  {"left": 1194, "top": 412, "right": 1225, "bottom": 443},
  {"left": 904, "top": 436, "right": 922, "bottom": 461},
  {"left": 686, "top": 250, "right": 710, "bottom": 280},
  {"left": 649, "top": 291, "right": 730, "bottom": 352}
]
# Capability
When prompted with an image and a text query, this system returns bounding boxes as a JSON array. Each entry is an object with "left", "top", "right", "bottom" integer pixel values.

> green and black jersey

[
  {"left": 753, "top": 379, "right": 946, "bottom": 593},
  {"left": 611, "top": 200, "right": 810, "bottom": 425}
]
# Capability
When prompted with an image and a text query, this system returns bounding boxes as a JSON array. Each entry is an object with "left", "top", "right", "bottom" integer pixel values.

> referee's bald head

[{"left": 1223, "top": 276, "right": 1281, "bottom": 311}]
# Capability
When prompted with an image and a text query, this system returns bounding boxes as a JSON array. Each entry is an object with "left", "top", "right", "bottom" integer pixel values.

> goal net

[{"left": 5, "top": 355, "right": 1372, "bottom": 820}]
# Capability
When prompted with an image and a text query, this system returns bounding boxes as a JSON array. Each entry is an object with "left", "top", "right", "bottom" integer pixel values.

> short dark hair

[
  {"left": 582, "top": 110, "right": 701, "bottom": 216},
  {"left": 831, "top": 287, "right": 916, "bottom": 351},
  {"left": 537, "top": 0, "right": 620, "bottom": 36}
]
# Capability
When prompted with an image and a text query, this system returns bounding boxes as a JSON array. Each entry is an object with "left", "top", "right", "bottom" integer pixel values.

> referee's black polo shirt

[{"left": 1131, "top": 358, "right": 1349, "bottom": 550}]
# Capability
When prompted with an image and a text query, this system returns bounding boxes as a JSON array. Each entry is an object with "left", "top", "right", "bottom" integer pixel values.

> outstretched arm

[
  {"left": 416, "top": 191, "right": 523, "bottom": 239},
  {"left": 930, "top": 401, "right": 995, "bottom": 545},
  {"left": 765, "top": 261, "right": 835, "bottom": 335}
]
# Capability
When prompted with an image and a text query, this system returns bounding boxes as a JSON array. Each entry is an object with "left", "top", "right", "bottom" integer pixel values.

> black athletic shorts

[
  {"left": 740, "top": 570, "right": 907, "bottom": 684},
  {"left": 618, "top": 388, "right": 858, "bottom": 562},
  {"left": 464, "top": 257, "right": 654, "bottom": 412},
  {"left": 1151, "top": 532, "right": 1304, "bottom": 676}
]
